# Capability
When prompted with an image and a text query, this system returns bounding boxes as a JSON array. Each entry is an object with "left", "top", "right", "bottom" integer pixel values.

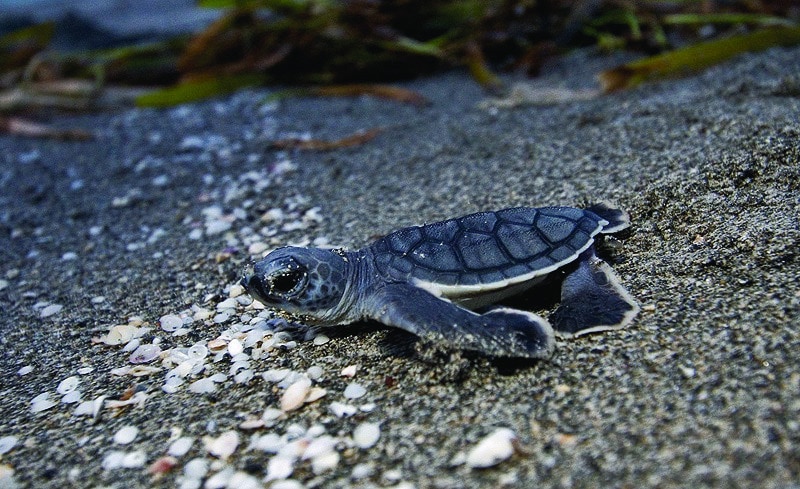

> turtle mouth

[{"left": 240, "top": 273, "right": 268, "bottom": 302}]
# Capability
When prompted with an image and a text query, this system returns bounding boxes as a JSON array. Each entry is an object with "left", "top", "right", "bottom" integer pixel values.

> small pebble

[
  {"left": 312, "top": 334, "right": 330, "bottom": 346},
  {"left": 17, "top": 365, "right": 33, "bottom": 376}
]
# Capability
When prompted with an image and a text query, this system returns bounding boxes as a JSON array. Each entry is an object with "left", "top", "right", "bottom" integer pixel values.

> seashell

[
  {"left": 343, "top": 382, "right": 366, "bottom": 399},
  {"left": 302, "top": 436, "right": 337, "bottom": 461},
  {"left": 113, "top": 425, "right": 139, "bottom": 445},
  {"left": 227, "top": 471, "right": 262, "bottom": 489},
  {"left": 227, "top": 338, "right": 244, "bottom": 356},
  {"left": 56, "top": 376, "right": 80, "bottom": 395},
  {"left": 329, "top": 402, "right": 357, "bottom": 418},
  {"left": 183, "top": 458, "right": 208, "bottom": 479},
  {"left": 188, "top": 377, "right": 217, "bottom": 394},
  {"left": 168, "top": 437, "right": 194, "bottom": 457},
  {"left": 251, "top": 433, "right": 284, "bottom": 453},
  {"left": 159, "top": 314, "right": 183, "bottom": 332},
  {"left": 204, "top": 467, "right": 234, "bottom": 489},
  {"left": 147, "top": 455, "right": 178, "bottom": 476},
  {"left": 60, "top": 390, "right": 81, "bottom": 404},
  {"left": 40, "top": 303, "right": 63, "bottom": 318},
  {"left": 312, "top": 334, "right": 330, "bottom": 346},
  {"left": 353, "top": 422, "right": 381, "bottom": 449},
  {"left": 239, "top": 418, "right": 265, "bottom": 430},
  {"left": 306, "top": 366, "right": 324, "bottom": 380},
  {"left": 305, "top": 387, "right": 327, "bottom": 404},
  {"left": 102, "top": 451, "right": 126, "bottom": 470},
  {"left": 205, "top": 431, "right": 239, "bottom": 460},
  {"left": 466, "top": 428, "right": 517, "bottom": 469},
  {"left": 208, "top": 338, "right": 228, "bottom": 352},
  {"left": 0, "top": 436, "right": 18, "bottom": 455},
  {"left": 103, "top": 325, "right": 138, "bottom": 345},
  {"left": 121, "top": 451, "right": 146, "bottom": 468},
  {"left": 129, "top": 344, "right": 162, "bottom": 364},
  {"left": 30, "top": 393, "right": 58, "bottom": 413},
  {"left": 281, "top": 377, "right": 312, "bottom": 412},
  {"left": 311, "top": 450, "right": 340, "bottom": 474},
  {"left": 265, "top": 455, "right": 294, "bottom": 481},
  {"left": 340, "top": 365, "right": 358, "bottom": 377},
  {"left": 129, "top": 365, "right": 162, "bottom": 377}
]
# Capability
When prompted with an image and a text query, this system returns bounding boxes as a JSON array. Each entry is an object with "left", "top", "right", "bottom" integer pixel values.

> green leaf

[
  {"left": 135, "top": 74, "right": 265, "bottom": 107},
  {"left": 599, "top": 26, "right": 800, "bottom": 92},
  {"left": 663, "top": 13, "right": 795, "bottom": 27}
]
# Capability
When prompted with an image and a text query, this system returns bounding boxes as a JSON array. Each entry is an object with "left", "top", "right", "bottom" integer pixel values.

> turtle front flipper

[
  {"left": 550, "top": 249, "right": 639, "bottom": 336},
  {"left": 366, "top": 283, "right": 555, "bottom": 359}
]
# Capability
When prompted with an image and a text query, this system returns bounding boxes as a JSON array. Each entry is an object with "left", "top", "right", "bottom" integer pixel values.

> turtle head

[{"left": 241, "top": 246, "right": 350, "bottom": 322}]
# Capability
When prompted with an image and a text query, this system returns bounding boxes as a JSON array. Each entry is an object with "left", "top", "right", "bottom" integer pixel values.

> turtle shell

[{"left": 368, "top": 206, "right": 608, "bottom": 298}]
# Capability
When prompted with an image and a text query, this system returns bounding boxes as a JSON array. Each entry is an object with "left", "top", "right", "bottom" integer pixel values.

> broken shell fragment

[{"left": 466, "top": 428, "right": 518, "bottom": 469}]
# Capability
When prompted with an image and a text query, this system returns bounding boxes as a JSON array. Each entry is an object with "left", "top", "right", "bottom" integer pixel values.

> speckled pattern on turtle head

[{"left": 242, "top": 202, "right": 639, "bottom": 358}]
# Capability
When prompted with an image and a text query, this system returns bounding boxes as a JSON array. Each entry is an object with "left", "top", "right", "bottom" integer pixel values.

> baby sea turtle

[{"left": 241, "top": 203, "right": 639, "bottom": 358}]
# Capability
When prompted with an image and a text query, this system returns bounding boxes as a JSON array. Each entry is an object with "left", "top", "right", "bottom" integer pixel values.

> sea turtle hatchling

[{"left": 241, "top": 203, "right": 639, "bottom": 358}]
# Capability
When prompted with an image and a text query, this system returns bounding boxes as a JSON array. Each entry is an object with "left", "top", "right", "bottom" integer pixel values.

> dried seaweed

[{"left": 269, "top": 128, "right": 382, "bottom": 151}]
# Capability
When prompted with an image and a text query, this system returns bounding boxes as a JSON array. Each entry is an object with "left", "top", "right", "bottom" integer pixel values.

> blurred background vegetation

[{"left": 1, "top": 0, "right": 799, "bottom": 115}]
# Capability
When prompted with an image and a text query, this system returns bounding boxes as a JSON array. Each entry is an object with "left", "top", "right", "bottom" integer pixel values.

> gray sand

[{"left": 1, "top": 46, "right": 799, "bottom": 488}]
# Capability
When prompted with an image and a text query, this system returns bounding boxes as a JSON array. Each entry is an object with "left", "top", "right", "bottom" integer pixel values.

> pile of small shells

[{"left": 7, "top": 154, "right": 521, "bottom": 487}]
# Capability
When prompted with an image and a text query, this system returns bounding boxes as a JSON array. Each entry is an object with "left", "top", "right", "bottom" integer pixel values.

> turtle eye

[{"left": 269, "top": 268, "right": 306, "bottom": 295}]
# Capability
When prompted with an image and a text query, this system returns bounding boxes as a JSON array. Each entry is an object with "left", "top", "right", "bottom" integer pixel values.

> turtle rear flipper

[
  {"left": 550, "top": 250, "right": 639, "bottom": 336},
  {"left": 586, "top": 202, "right": 630, "bottom": 233},
  {"left": 368, "top": 283, "right": 555, "bottom": 359}
]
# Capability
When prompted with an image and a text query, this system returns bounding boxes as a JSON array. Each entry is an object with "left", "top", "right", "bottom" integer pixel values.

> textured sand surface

[{"left": 1, "top": 47, "right": 799, "bottom": 488}]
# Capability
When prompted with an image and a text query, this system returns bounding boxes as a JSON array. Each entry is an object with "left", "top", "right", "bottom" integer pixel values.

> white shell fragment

[
  {"left": 466, "top": 428, "right": 518, "bottom": 469},
  {"left": 340, "top": 365, "right": 358, "bottom": 377},
  {"left": 168, "top": 437, "right": 195, "bottom": 457},
  {"left": 329, "top": 402, "right": 358, "bottom": 418},
  {"left": 103, "top": 325, "right": 140, "bottom": 345},
  {"left": 266, "top": 455, "right": 294, "bottom": 481},
  {"left": 281, "top": 377, "right": 312, "bottom": 412},
  {"left": 56, "top": 376, "right": 80, "bottom": 395},
  {"left": 30, "top": 392, "right": 58, "bottom": 413},
  {"left": 343, "top": 382, "right": 367, "bottom": 399},
  {"left": 353, "top": 422, "right": 381, "bottom": 449},
  {"left": 0, "top": 436, "right": 18, "bottom": 455},
  {"left": 39, "top": 303, "right": 63, "bottom": 318},
  {"left": 129, "top": 344, "right": 162, "bottom": 364},
  {"left": 159, "top": 314, "right": 183, "bottom": 332},
  {"left": 113, "top": 425, "right": 139, "bottom": 445},
  {"left": 205, "top": 430, "right": 239, "bottom": 460}
]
